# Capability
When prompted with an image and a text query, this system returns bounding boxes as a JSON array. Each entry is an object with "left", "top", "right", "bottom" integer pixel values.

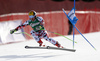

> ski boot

[
  {"left": 55, "top": 42, "right": 63, "bottom": 48},
  {"left": 38, "top": 40, "right": 45, "bottom": 47}
]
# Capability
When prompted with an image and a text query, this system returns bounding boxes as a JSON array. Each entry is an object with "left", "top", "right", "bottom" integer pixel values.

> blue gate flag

[{"left": 67, "top": 7, "right": 78, "bottom": 25}]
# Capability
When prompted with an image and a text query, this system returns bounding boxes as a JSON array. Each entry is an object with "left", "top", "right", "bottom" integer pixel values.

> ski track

[{"left": 0, "top": 32, "right": 100, "bottom": 61}]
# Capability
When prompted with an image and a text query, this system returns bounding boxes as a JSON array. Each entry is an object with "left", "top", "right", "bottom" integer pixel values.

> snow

[{"left": 0, "top": 32, "right": 100, "bottom": 61}]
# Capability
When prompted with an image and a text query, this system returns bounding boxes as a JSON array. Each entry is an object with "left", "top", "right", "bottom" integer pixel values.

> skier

[{"left": 10, "top": 10, "right": 63, "bottom": 48}]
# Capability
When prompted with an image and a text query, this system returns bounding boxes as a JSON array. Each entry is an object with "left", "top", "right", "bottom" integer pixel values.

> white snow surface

[{"left": 0, "top": 32, "right": 100, "bottom": 61}]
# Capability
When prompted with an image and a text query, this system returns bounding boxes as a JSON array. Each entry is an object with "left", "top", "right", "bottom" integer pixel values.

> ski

[{"left": 25, "top": 46, "right": 76, "bottom": 52}]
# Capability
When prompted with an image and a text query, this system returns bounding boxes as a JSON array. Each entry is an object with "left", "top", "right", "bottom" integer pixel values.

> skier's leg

[
  {"left": 30, "top": 30, "right": 43, "bottom": 46},
  {"left": 43, "top": 32, "right": 61, "bottom": 47}
]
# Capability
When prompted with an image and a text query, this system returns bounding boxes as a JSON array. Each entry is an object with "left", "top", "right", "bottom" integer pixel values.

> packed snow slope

[{"left": 0, "top": 32, "right": 100, "bottom": 61}]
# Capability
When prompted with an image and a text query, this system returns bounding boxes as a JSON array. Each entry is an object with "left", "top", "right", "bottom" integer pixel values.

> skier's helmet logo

[{"left": 29, "top": 10, "right": 36, "bottom": 18}]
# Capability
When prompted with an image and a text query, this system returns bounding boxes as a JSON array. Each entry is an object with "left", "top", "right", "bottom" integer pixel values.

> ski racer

[{"left": 10, "top": 10, "right": 63, "bottom": 48}]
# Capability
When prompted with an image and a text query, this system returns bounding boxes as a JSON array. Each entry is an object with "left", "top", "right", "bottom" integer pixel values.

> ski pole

[
  {"left": 14, "top": 30, "right": 77, "bottom": 43},
  {"left": 40, "top": 29, "right": 77, "bottom": 43},
  {"left": 14, "top": 32, "right": 33, "bottom": 38}
]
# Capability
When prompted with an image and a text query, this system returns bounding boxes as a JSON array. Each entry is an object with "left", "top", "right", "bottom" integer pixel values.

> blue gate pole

[
  {"left": 73, "top": 0, "right": 75, "bottom": 49},
  {"left": 73, "top": 26, "right": 75, "bottom": 49},
  {"left": 74, "top": 26, "right": 96, "bottom": 50}
]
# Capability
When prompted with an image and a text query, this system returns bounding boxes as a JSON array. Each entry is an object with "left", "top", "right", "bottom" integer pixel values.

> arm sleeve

[
  {"left": 37, "top": 17, "right": 44, "bottom": 25},
  {"left": 15, "top": 20, "right": 29, "bottom": 31}
]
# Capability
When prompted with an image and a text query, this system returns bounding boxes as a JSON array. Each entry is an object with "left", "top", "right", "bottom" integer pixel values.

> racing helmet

[{"left": 28, "top": 10, "right": 36, "bottom": 18}]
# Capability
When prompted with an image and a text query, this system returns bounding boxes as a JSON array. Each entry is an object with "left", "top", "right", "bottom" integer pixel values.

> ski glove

[{"left": 10, "top": 29, "right": 16, "bottom": 34}]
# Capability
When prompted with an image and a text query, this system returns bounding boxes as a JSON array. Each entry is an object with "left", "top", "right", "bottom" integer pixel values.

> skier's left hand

[{"left": 10, "top": 29, "right": 16, "bottom": 34}]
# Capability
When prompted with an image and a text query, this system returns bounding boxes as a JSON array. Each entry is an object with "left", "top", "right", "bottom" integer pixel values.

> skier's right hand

[{"left": 10, "top": 29, "right": 16, "bottom": 34}]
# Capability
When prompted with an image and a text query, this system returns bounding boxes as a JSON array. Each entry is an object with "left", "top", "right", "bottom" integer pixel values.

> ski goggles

[{"left": 29, "top": 15, "right": 35, "bottom": 18}]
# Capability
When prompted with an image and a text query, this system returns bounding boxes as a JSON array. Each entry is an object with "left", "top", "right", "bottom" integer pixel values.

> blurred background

[{"left": 0, "top": 0, "right": 100, "bottom": 44}]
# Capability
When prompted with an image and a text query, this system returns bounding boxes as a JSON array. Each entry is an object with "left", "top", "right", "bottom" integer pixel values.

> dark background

[{"left": 0, "top": 0, "right": 100, "bottom": 15}]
